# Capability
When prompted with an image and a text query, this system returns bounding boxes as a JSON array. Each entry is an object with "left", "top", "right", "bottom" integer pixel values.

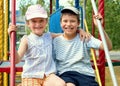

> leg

[
  {"left": 59, "top": 71, "right": 99, "bottom": 86},
  {"left": 22, "top": 78, "right": 42, "bottom": 86},
  {"left": 43, "top": 74, "right": 66, "bottom": 86},
  {"left": 59, "top": 71, "right": 77, "bottom": 86},
  {"left": 66, "top": 83, "right": 75, "bottom": 86},
  {"left": 17, "top": 83, "right": 22, "bottom": 86}
]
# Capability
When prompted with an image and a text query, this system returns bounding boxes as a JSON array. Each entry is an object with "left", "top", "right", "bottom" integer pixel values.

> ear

[
  {"left": 26, "top": 21, "right": 29, "bottom": 27},
  {"left": 78, "top": 21, "right": 80, "bottom": 26}
]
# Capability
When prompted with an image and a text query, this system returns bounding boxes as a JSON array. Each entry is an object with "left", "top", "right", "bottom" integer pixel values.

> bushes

[{"left": 86, "top": 0, "right": 120, "bottom": 50}]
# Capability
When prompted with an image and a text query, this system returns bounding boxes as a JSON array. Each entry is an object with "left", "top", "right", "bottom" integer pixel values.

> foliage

[
  {"left": 19, "top": 0, "right": 33, "bottom": 16},
  {"left": 105, "top": 0, "right": 120, "bottom": 50},
  {"left": 19, "top": 0, "right": 45, "bottom": 16},
  {"left": 85, "top": 0, "right": 120, "bottom": 50}
]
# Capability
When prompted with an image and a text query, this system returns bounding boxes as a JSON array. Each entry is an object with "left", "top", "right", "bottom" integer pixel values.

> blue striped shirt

[{"left": 53, "top": 34, "right": 102, "bottom": 76}]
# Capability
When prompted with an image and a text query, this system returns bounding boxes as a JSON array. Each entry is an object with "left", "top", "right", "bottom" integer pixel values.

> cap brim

[
  {"left": 26, "top": 13, "right": 48, "bottom": 20},
  {"left": 61, "top": 7, "right": 79, "bottom": 15}
]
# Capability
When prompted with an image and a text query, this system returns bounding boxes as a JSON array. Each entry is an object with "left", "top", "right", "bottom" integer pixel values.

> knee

[
  {"left": 67, "top": 83, "right": 75, "bottom": 86},
  {"left": 56, "top": 80, "right": 66, "bottom": 86}
]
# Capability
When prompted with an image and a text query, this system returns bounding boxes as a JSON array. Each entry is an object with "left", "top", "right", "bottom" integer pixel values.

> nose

[
  {"left": 36, "top": 22, "right": 41, "bottom": 27},
  {"left": 66, "top": 21, "right": 71, "bottom": 26}
]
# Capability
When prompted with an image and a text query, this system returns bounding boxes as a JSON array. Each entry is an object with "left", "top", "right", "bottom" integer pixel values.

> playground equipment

[
  {"left": 84, "top": 19, "right": 102, "bottom": 86},
  {"left": 0, "top": 0, "right": 119, "bottom": 86},
  {"left": 0, "top": 0, "right": 9, "bottom": 86}
]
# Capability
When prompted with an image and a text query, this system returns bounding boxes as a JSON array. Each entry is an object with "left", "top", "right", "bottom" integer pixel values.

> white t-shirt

[{"left": 22, "top": 32, "right": 56, "bottom": 79}]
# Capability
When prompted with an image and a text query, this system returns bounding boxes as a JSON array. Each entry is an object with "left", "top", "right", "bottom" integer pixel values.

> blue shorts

[{"left": 58, "top": 71, "right": 99, "bottom": 86}]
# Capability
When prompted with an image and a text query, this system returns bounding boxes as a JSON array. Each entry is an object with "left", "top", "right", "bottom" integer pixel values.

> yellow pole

[
  {"left": 84, "top": 19, "right": 102, "bottom": 86},
  {"left": 3, "top": 0, "right": 9, "bottom": 86},
  {"left": 0, "top": 0, "right": 4, "bottom": 86}
]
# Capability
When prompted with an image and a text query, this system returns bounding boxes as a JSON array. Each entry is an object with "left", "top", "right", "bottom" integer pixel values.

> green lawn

[{"left": 105, "top": 66, "right": 120, "bottom": 86}]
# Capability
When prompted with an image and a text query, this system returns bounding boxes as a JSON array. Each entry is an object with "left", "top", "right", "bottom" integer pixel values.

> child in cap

[
  {"left": 8, "top": 4, "right": 90, "bottom": 86},
  {"left": 53, "top": 6, "right": 112, "bottom": 86},
  {"left": 8, "top": 4, "right": 66, "bottom": 86}
]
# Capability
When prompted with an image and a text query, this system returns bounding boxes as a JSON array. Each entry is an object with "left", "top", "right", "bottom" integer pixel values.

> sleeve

[
  {"left": 45, "top": 32, "right": 52, "bottom": 40},
  {"left": 86, "top": 36, "right": 102, "bottom": 49}
]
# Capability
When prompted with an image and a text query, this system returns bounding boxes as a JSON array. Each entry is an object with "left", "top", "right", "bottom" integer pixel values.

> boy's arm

[
  {"left": 93, "top": 13, "right": 112, "bottom": 50},
  {"left": 78, "top": 29, "right": 91, "bottom": 41},
  {"left": 51, "top": 33, "right": 62, "bottom": 38},
  {"left": 99, "top": 28, "right": 112, "bottom": 50},
  {"left": 51, "top": 29, "right": 91, "bottom": 40}
]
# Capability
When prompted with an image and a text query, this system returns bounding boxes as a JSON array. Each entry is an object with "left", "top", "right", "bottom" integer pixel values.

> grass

[{"left": 105, "top": 66, "right": 120, "bottom": 86}]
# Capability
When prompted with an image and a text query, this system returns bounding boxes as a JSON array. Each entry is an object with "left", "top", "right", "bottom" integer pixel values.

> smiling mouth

[
  {"left": 34, "top": 27, "right": 43, "bottom": 29},
  {"left": 65, "top": 28, "right": 74, "bottom": 30}
]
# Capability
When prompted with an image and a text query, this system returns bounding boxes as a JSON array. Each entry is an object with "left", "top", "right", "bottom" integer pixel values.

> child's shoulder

[
  {"left": 20, "top": 35, "right": 28, "bottom": 42},
  {"left": 22, "top": 35, "right": 28, "bottom": 39},
  {"left": 43, "top": 32, "right": 52, "bottom": 38}
]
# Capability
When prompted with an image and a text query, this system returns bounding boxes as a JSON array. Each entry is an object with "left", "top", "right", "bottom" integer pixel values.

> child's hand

[
  {"left": 93, "top": 13, "right": 103, "bottom": 27},
  {"left": 79, "top": 29, "right": 91, "bottom": 41},
  {"left": 8, "top": 24, "right": 17, "bottom": 35}
]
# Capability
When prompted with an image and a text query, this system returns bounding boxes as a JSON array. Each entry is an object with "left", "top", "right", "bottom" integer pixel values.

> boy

[{"left": 53, "top": 6, "right": 112, "bottom": 86}]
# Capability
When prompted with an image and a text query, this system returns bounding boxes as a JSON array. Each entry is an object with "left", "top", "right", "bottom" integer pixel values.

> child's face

[
  {"left": 61, "top": 13, "right": 79, "bottom": 36},
  {"left": 27, "top": 18, "right": 47, "bottom": 36}
]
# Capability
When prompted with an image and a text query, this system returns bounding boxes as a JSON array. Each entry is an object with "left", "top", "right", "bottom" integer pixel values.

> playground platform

[{"left": 109, "top": 51, "right": 120, "bottom": 60}]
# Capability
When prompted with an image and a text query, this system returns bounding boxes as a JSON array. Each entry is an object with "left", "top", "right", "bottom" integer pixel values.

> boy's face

[
  {"left": 27, "top": 18, "right": 47, "bottom": 36},
  {"left": 61, "top": 13, "right": 79, "bottom": 36}
]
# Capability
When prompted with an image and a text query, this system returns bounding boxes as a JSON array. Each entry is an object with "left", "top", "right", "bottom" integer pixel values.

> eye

[
  {"left": 31, "top": 20, "right": 36, "bottom": 23},
  {"left": 63, "top": 20, "right": 67, "bottom": 23},
  {"left": 70, "top": 20, "right": 76, "bottom": 23},
  {"left": 39, "top": 20, "right": 44, "bottom": 23}
]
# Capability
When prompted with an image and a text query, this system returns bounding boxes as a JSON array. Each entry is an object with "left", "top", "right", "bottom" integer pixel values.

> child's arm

[
  {"left": 78, "top": 29, "right": 91, "bottom": 41},
  {"left": 93, "top": 13, "right": 112, "bottom": 50},
  {"left": 51, "top": 29, "right": 91, "bottom": 40},
  {"left": 51, "top": 33, "right": 62, "bottom": 38},
  {"left": 16, "top": 37, "right": 28, "bottom": 64},
  {"left": 8, "top": 24, "right": 27, "bottom": 64}
]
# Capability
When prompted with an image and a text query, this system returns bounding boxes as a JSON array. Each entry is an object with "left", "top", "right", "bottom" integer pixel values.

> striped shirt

[
  {"left": 53, "top": 34, "right": 102, "bottom": 77},
  {"left": 22, "top": 32, "right": 56, "bottom": 79}
]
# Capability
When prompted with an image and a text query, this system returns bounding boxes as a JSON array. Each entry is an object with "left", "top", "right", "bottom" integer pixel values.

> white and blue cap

[
  {"left": 25, "top": 4, "right": 48, "bottom": 20},
  {"left": 61, "top": 6, "right": 79, "bottom": 15}
]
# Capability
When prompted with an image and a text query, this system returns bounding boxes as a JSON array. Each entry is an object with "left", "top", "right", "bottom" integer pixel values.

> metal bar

[
  {"left": 75, "top": 0, "right": 79, "bottom": 9},
  {"left": 56, "top": 0, "right": 59, "bottom": 10},
  {"left": 50, "top": 0, "right": 52, "bottom": 14},
  {"left": 80, "top": 7, "right": 83, "bottom": 28},
  {"left": 84, "top": 19, "right": 102, "bottom": 86},
  {"left": 91, "top": 0, "right": 118, "bottom": 86},
  {"left": 83, "top": 0, "right": 87, "bottom": 30},
  {"left": 10, "top": 0, "right": 16, "bottom": 86}
]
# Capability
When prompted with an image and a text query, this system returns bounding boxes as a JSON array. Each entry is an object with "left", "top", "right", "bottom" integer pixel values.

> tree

[
  {"left": 19, "top": 0, "right": 45, "bottom": 16},
  {"left": 105, "top": 0, "right": 120, "bottom": 50},
  {"left": 85, "top": 0, "right": 120, "bottom": 50}
]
